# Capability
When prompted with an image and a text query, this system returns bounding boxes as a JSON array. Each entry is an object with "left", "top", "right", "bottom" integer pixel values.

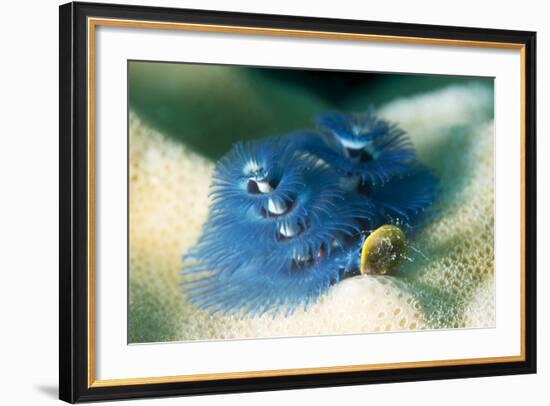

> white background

[{"left": 0, "top": 0, "right": 547, "bottom": 404}]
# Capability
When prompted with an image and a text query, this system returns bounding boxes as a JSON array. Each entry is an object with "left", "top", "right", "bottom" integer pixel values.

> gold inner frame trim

[{"left": 87, "top": 17, "right": 527, "bottom": 388}]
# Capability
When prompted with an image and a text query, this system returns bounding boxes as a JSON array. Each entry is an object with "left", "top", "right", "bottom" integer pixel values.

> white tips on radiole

[
  {"left": 279, "top": 222, "right": 301, "bottom": 238},
  {"left": 268, "top": 198, "right": 288, "bottom": 215},
  {"left": 256, "top": 180, "right": 273, "bottom": 193}
]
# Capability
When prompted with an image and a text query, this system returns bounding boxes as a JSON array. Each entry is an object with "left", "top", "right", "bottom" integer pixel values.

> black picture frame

[{"left": 59, "top": 1, "right": 537, "bottom": 403}]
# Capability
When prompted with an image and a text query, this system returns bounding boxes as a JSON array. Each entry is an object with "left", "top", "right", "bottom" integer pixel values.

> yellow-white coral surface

[{"left": 129, "top": 82, "right": 495, "bottom": 343}]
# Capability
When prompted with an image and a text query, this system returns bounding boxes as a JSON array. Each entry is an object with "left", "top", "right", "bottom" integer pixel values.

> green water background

[{"left": 129, "top": 61, "right": 493, "bottom": 161}]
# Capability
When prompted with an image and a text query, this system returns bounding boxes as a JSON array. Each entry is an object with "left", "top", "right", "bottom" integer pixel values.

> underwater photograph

[{"left": 128, "top": 60, "right": 495, "bottom": 344}]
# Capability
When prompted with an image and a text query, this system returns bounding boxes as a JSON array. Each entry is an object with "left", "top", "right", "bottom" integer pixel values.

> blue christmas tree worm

[{"left": 182, "top": 110, "right": 437, "bottom": 316}]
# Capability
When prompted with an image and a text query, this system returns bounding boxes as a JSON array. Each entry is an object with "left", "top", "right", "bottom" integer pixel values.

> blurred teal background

[{"left": 128, "top": 61, "right": 492, "bottom": 161}]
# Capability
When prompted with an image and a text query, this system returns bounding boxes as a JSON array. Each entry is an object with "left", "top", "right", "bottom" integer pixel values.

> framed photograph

[{"left": 59, "top": 1, "right": 537, "bottom": 403}]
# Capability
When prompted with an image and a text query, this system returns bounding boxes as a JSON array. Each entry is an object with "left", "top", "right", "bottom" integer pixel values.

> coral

[
  {"left": 128, "top": 113, "right": 217, "bottom": 342},
  {"left": 379, "top": 83, "right": 495, "bottom": 329},
  {"left": 206, "top": 276, "right": 427, "bottom": 340},
  {"left": 128, "top": 81, "right": 495, "bottom": 342}
]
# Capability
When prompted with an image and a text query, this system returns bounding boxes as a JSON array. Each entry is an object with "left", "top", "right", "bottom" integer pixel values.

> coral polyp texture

[
  {"left": 182, "top": 110, "right": 437, "bottom": 316},
  {"left": 129, "top": 81, "right": 495, "bottom": 343}
]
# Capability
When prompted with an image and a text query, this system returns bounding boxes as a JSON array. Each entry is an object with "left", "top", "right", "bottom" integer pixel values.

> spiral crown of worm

[{"left": 182, "top": 110, "right": 438, "bottom": 316}]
